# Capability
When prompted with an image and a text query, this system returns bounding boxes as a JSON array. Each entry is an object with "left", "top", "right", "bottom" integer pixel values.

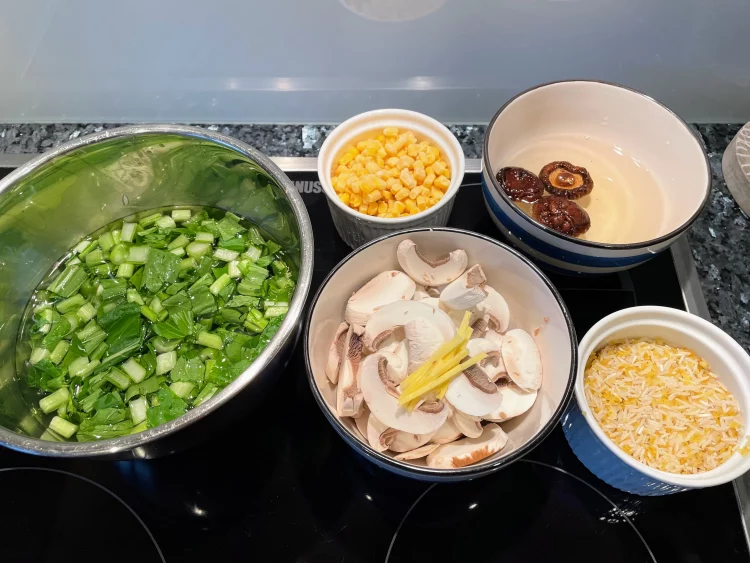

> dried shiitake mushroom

[
  {"left": 539, "top": 161, "right": 594, "bottom": 200},
  {"left": 496, "top": 167, "right": 544, "bottom": 203},
  {"left": 532, "top": 195, "right": 591, "bottom": 237}
]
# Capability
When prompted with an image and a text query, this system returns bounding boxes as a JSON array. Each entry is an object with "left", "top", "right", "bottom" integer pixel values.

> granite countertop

[{"left": 0, "top": 122, "right": 746, "bottom": 350}]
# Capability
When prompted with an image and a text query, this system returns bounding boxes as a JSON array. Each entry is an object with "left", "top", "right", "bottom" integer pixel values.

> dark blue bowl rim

[
  {"left": 303, "top": 227, "right": 577, "bottom": 479},
  {"left": 482, "top": 79, "right": 712, "bottom": 251}
]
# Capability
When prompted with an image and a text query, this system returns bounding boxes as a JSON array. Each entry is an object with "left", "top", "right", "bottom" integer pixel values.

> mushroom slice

[
  {"left": 452, "top": 409, "right": 483, "bottom": 439},
  {"left": 431, "top": 417, "right": 463, "bottom": 444},
  {"left": 483, "top": 382, "right": 538, "bottom": 422},
  {"left": 485, "top": 329, "right": 504, "bottom": 348},
  {"left": 379, "top": 338, "right": 409, "bottom": 384},
  {"left": 389, "top": 429, "right": 435, "bottom": 453},
  {"left": 336, "top": 324, "right": 366, "bottom": 418},
  {"left": 419, "top": 297, "right": 441, "bottom": 310},
  {"left": 439, "top": 265, "right": 488, "bottom": 311},
  {"left": 396, "top": 239, "right": 468, "bottom": 286},
  {"left": 413, "top": 284, "right": 431, "bottom": 301},
  {"left": 345, "top": 271, "right": 416, "bottom": 326},
  {"left": 367, "top": 413, "right": 395, "bottom": 452},
  {"left": 470, "top": 316, "right": 488, "bottom": 339},
  {"left": 354, "top": 408, "right": 371, "bottom": 440},
  {"left": 467, "top": 338, "right": 505, "bottom": 381},
  {"left": 394, "top": 443, "right": 440, "bottom": 461},
  {"left": 404, "top": 317, "right": 446, "bottom": 374},
  {"left": 474, "top": 286, "right": 510, "bottom": 333},
  {"left": 501, "top": 329, "right": 543, "bottom": 391},
  {"left": 359, "top": 353, "right": 448, "bottom": 434},
  {"left": 445, "top": 363, "right": 504, "bottom": 417},
  {"left": 426, "top": 423, "right": 509, "bottom": 468},
  {"left": 363, "top": 300, "right": 455, "bottom": 351},
  {"left": 326, "top": 322, "right": 349, "bottom": 384}
]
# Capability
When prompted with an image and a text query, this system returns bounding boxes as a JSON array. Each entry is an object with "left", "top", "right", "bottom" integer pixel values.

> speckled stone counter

[{"left": 0, "top": 122, "right": 746, "bottom": 350}]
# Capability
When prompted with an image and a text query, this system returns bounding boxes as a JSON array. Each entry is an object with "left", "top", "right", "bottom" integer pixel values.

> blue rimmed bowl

[{"left": 481, "top": 80, "right": 711, "bottom": 275}]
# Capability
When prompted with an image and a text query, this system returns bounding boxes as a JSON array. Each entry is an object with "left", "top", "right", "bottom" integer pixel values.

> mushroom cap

[
  {"left": 452, "top": 409, "right": 483, "bottom": 438},
  {"left": 394, "top": 443, "right": 441, "bottom": 461},
  {"left": 439, "top": 264, "right": 488, "bottom": 311},
  {"left": 405, "top": 317, "right": 446, "bottom": 374},
  {"left": 389, "top": 429, "right": 435, "bottom": 453},
  {"left": 426, "top": 423, "right": 509, "bottom": 469},
  {"left": 467, "top": 338, "right": 505, "bottom": 381},
  {"left": 363, "top": 300, "right": 455, "bottom": 351},
  {"left": 325, "top": 322, "right": 349, "bottom": 385},
  {"left": 359, "top": 353, "right": 448, "bottom": 434},
  {"left": 539, "top": 161, "right": 594, "bottom": 200},
  {"left": 397, "top": 239, "right": 469, "bottom": 286},
  {"left": 345, "top": 270, "right": 416, "bottom": 326},
  {"left": 501, "top": 329, "right": 543, "bottom": 391},
  {"left": 445, "top": 367, "right": 504, "bottom": 417},
  {"left": 431, "top": 417, "right": 463, "bottom": 444},
  {"left": 483, "top": 383, "right": 538, "bottom": 422},
  {"left": 475, "top": 286, "right": 510, "bottom": 333}
]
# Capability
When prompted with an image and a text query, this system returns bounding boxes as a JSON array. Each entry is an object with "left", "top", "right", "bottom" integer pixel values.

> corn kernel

[
  {"left": 376, "top": 157, "right": 385, "bottom": 167},
  {"left": 377, "top": 212, "right": 387, "bottom": 218},
  {"left": 431, "top": 187, "right": 444, "bottom": 200},
  {"left": 377, "top": 134, "right": 386, "bottom": 144},
  {"left": 433, "top": 161, "right": 447, "bottom": 176},
  {"left": 400, "top": 169, "right": 416, "bottom": 188},
  {"left": 427, "top": 197, "right": 436, "bottom": 206},
  {"left": 418, "top": 151, "right": 436, "bottom": 165},
  {"left": 395, "top": 187, "right": 410, "bottom": 201},
  {"left": 365, "top": 189, "right": 382, "bottom": 203},
  {"left": 378, "top": 201, "right": 388, "bottom": 214},
  {"left": 416, "top": 196, "right": 428, "bottom": 210},
  {"left": 384, "top": 142, "right": 398, "bottom": 156},
  {"left": 397, "top": 149, "right": 407, "bottom": 157},
  {"left": 350, "top": 194, "right": 363, "bottom": 208},
  {"left": 339, "top": 193, "right": 350, "bottom": 205},
  {"left": 409, "top": 186, "right": 422, "bottom": 200},
  {"left": 377, "top": 148, "right": 388, "bottom": 159},
  {"left": 441, "top": 168, "right": 451, "bottom": 180},
  {"left": 393, "top": 201, "right": 406, "bottom": 214},
  {"left": 356, "top": 141, "right": 368, "bottom": 152},
  {"left": 359, "top": 203, "right": 369, "bottom": 214},
  {"left": 413, "top": 166, "right": 426, "bottom": 183},
  {"left": 339, "top": 153, "right": 354, "bottom": 166},
  {"left": 400, "top": 155, "right": 415, "bottom": 169},
  {"left": 383, "top": 127, "right": 400, "bottom": 137},
  {"left": 376, "top": 169, "right": 389, "bottom": 179},
  {"left": 384, "top": 213, "right": 395, "bottom": 218},
  {"left": 420, "top": 186, "right": 430, "bottom": 197},
  {"left": 367, "top": 201, "right": 379, "bottom": 215},
  {"left": 386, "top": 156, "right": 400, "bottom": 168},
  {"left": 365, "top": 161, "right": 379, "bottom": 174},
  {"left": 405, "top": 199, "right": 419, "bottom": 213},
  {"left": 434, "top": 175, "right": 450, "bottom": 191},
  {"left": 336, "top": 164, "right": 348, "bottom": 174},
  {"left": 407, "top": 143, "right": 420, "bottom": 157},
  {"left": 350, "top": 181, "right": 361, "bottom": 194},
  {"left": 382, "top": 189, "right": 393, "bottom": 200},
  {"left": 423, "top": 172, "right": 435, "bottom": 188}
]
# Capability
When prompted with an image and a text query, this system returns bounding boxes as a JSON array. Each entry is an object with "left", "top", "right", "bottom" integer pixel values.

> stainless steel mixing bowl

[{"left": 0, "top": 125, "right": 313, "bottom": 458}]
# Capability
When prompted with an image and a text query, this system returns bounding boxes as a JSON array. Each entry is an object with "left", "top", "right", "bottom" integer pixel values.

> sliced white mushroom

[
  {"left": 467, "top": 338, "right": 505, "bottom": 382},
  {"left": 396, "top": 239, "right": 468, "bottom": 286},
  {"left": 336, "top": 324, "right": 366, "bottom": 418},
  {"left": 470, "top": 315, "right": 488, "bottom": 339},
  {"left": 367, "top": 413, "right": 394, "bottom": 452},
  {"left": 431, "top": 417, "right": 463, "bottom": 444},
  {"left": 483, "top": 382, "right": 538, "bottom": 422},
  {"left": 394, "top": 443, "right": 441, "bottom": 461},
  {"left": 418, "top": 297, "right": 441, "bottom": 310},
  {"left": 502, "top": 329, "right": 543, "bottom": 391},
  {"left": 445, "top": 363, "right": 504, "bottom": 417},
  {"left": 485, "top": 329, "right": 504, "bottom": 348},
  {"left": 325, "top": 322, "right": 349, "bottom": 384},
  {"left": 389, "top": 429, "right": 435, "bottom": 453},
  {"left": 373, "top": 326, "right": 406, "bottom": 352},
  {"left": 354, "top": 408, "right": 370, "bottom": 440},
  {"left": 404, "top": 317, "right": 445, "bottom": 374},
  {"left": 379, "top": 338, "right": 409, "bottom": 384},
  {"left": 413, "top": 284, "right": 431, "bottom": 301},
  {"left": 359, "top": 353, "right": 448, "bottom": 434},
  {"left": 426, "top": 423, "right": 509, "bottom": 469},
  {"left": 475, "top": 286, "right": 510, "bottom": 333},
  {"left": 344, "top": 270, "right": 416, "bottom": 326},
  {"left": 439, "top": 264, "right": 488, "bottom": 311},
  {"left": 363, "top": 300, "right": 455, "bottom": 351},
  {"left": 452, "top": 409, "right": 483, "bottom": 438}
]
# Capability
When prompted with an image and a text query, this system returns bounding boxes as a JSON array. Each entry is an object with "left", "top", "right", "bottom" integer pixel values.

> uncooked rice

[{"left": 584, "top": 338, "right": 744, "bottom": 475}]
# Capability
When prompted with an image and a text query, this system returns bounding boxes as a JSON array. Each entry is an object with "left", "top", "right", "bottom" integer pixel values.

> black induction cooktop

[{"left": 0, "top": 172, "right": 746, "bottom": 563}]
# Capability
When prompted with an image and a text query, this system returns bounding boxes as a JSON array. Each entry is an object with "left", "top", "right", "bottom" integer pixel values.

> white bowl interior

[
  {"left": 308, "top": 230, "right": 573, "bottom": 471},
  {"left": 317, "top": 109, "right": 465, "bottom": 224},
  {"left": 485, "top": 82, "right": 708, "bottom": 244},
  {"left": 576, "top": 307, "right": 750, "bottom": 487}
]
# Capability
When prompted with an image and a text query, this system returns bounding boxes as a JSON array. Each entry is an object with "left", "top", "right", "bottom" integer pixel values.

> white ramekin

[
  {"left": 563, "top": 306, "right": 750, "bottom": 495},
  {"left": 318, "top": 109, "right": 465, "bottom": 249}
]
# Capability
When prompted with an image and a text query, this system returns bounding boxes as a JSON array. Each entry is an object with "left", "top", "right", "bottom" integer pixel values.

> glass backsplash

[{"left": 1, "top": 0, "right": 749, "bottom": 123}]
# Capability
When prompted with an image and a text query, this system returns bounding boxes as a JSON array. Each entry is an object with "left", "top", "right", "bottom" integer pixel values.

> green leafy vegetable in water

[{"left": 19, "top": 207, "right": 296, "bottom": 442}]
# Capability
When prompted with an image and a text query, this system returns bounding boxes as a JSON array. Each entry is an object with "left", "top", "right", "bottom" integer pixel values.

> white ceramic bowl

[
  {"left": 482, "top": 81, "right": 711, "bottom": 274},
  {"left": 318, "top": 109, "right": 465, "bottom": 249},
  {"left": 305, "top": 228, "right": 576, "bottom": 481},
  {"left": 563, "top": 306, "right": 750, "bottom": 495}
]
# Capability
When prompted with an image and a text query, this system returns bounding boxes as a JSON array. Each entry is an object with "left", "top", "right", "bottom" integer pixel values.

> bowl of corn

[{"left": 318, "top": 109, "right": 465, "bottom": 248}]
